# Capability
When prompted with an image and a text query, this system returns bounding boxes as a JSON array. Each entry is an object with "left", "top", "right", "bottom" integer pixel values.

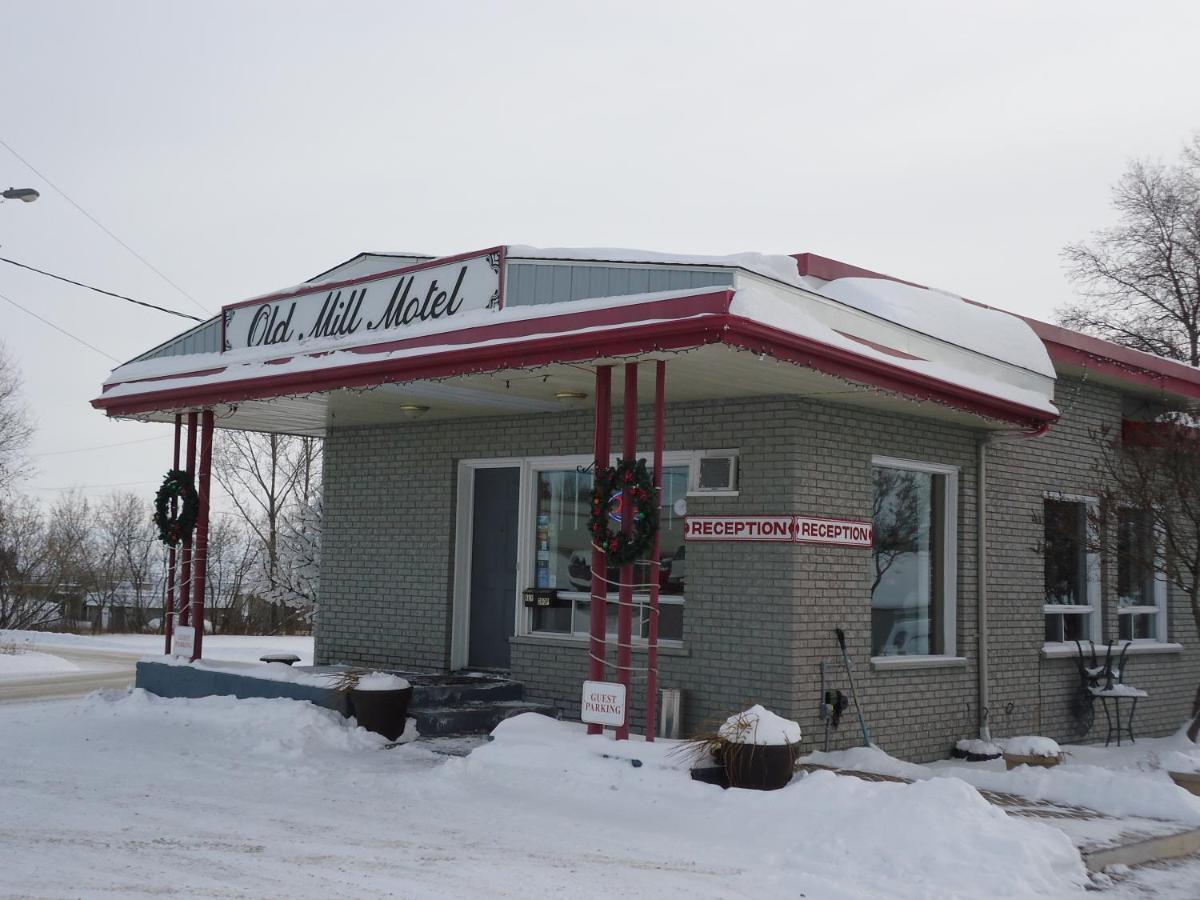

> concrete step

[
  {"left": 409, "top": 677, "right": 525, "bottom": 707},
  {"left": 412, "top": 700, "right": 558, "bottom": 737}
]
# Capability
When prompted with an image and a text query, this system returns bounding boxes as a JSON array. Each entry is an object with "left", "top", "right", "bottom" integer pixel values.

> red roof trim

[{"left": 94, "top": 289, "right": 1054, "bottom": 428}]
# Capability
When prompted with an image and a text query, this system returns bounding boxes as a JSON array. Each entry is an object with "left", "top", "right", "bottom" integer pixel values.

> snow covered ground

[
  {"left": 0, "top": 692, "right": 1096, "bottom": 899},
  {"left": 0, "top": 630, "right": 314, "bottom": 666}
]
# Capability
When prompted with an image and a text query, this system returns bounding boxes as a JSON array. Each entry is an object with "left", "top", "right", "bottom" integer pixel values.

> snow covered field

[
  {"left": 0, "top": 647, "right": 79, "bottom": 678},
  {"left": 0, "top": 692, "right": 1096, "bottom": 899}
]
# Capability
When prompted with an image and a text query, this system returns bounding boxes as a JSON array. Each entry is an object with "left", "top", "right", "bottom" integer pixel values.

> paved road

[{"left": 0, "top": 646, "right": 141, "bottom": 704}]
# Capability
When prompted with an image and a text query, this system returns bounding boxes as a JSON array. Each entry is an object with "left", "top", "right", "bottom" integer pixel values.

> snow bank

[
  {"left": 716, "top": 704, "right": 802, "bottom": 746},
  {"left": 0, "top": 648, "right": 79, "bottom": 679},
  {"left": 459, "top": 715, "right": 1085, "bottom": 897},
  {"left": 1005, "top": 736, "right": 1062, "bottom": 758},
  {"left": 807, "top": 743, "right": 1200, "bottom": 826}
]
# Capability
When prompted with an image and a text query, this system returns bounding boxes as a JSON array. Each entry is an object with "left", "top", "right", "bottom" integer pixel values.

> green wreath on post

[
  {"left": 153, "top": 468, "right": 199, "bottom": 547},
  {"left": 588, "top": 457, "right": 659, "bottom": 566}
]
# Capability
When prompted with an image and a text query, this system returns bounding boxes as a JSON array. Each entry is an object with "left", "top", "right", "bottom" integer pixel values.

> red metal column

[
  {"left": 163, "top": 415, "right": 181, "bottom": 655},
  {"left": 645, "top": 360, "right": 665, "bottom": 741},
  {"left": 177, "top": 412, "right": 198, "bottom": 628},
  {"left": 616, "top": 363, "right": 637, "bottom": 740},
  {"left": 191, "top": 409, "right": 214, "bottom": 661},
  {"left": 587, "top": 366, "right": 612, "bottom": 736}
]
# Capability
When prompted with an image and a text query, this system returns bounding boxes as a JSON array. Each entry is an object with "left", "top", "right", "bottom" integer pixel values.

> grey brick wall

[{"left": 317, "top": 377, "right": 1198, "bottom": 762}]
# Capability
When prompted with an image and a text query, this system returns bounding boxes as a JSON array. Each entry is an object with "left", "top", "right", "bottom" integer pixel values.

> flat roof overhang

[{"left": 93, "top": 289, "right": 1057, "bottom": 435}]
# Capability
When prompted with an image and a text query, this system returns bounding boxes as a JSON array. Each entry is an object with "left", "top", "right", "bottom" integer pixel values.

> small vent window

[{"left": 690, "top": 451, "right": 738, "bottom": 494}]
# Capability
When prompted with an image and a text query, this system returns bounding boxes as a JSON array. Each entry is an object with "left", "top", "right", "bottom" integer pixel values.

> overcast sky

[{"left": 3, "top": 0, "right": 1199, "bottom": 506}]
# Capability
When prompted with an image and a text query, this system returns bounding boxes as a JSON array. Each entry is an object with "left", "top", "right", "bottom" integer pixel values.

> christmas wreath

[
  {"left": 153, "top": 468, "right": 199, "bottom": 547},
  {"left": 589, "top": 457, "right": 659, "bottom": 565}
]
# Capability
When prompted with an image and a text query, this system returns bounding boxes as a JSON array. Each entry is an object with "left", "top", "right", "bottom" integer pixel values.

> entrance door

[{"left": 468, "top": 467, "right": 520, "bottom": 669}]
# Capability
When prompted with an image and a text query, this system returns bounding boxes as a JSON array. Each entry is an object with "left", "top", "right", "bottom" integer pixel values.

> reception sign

[
  {"left": 685, "top": 515, "right": 874, "bottom": 547},
  {"left": 222, "top": 248, "right": 503, "bottom": 351}
]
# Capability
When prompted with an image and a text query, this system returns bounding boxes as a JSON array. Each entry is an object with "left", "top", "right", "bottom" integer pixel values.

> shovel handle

[{"left": 835, "top": 628, "right": 847, "bottom": 653}]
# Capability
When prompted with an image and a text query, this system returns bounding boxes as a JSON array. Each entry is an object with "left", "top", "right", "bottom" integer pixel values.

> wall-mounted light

[
  {"left": 399, "top": 404, "right": 430, "bottom": 419},
  {"left": 555, "top": 390, "right": 589, "bottom": 408}
]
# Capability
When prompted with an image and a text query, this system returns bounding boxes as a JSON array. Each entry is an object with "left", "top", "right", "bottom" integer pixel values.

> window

[
  {"left": 528, "top": 461, "right": 689, "bottom": 643},
  {"left": 1042, "top": 494, "right": 1100, "bottom": 644},
  {"left": 1117, "top": 509, "right": 1167, "bottom": 642},
  {"left": 869, "top": 457, "right": 958, "bottom": 657}
]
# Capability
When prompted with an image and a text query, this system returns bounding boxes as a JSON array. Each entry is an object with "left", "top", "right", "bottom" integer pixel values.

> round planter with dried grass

[
  {"left": 329, "top": 670, "right": 413, "bottom": 741},
  {"left": 686, "top": 705, "right": 802, "bottom": 791}
]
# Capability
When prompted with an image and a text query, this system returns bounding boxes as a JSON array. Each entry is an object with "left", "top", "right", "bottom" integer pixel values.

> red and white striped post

[
  {"left": 163, "top": 414, "right": 181, "bottom": 655},
  {"left": 587, "top": 366, "right": 612, "bottom": 736},
  {"left": 190, "top": 409, "right": 214, "bottom": 661},
  {"left": 645, "top": 360, "right": 665, "bottom": 741},
  {"left": 616, "top": 363, "right": 638, "bottom": 741},
  {"left": 177, "top": 412, "right": 198, "bottom": 628}
]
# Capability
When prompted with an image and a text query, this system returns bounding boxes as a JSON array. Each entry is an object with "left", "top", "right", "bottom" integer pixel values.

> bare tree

[
  {"left": 0, "top": 495, "right": 64, "bottom": 630},
  {"left": 0, "top": 343, "right": 34, "bottom": 495},
  {"left": 213, "top": 431, "right": 321, "bottom": 632},
  {"left": 1091, "top": 413, "right": 1200, "bottom": 741},
  {"left": 1060, "top": 135, "right": 1200, "bottom": 365},
  {"left": 204, "top": 516, "right": 259, "bottom": 633},
  {"left": 261, "top": 490, "right": 320, "bottom": 623},
  {"left": 95, "top": 491, "right": 161, "bottom": 631}
]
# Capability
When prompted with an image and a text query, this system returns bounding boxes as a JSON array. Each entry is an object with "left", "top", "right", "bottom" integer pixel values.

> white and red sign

[
  {"left": 684, "top": 515, "right": 874, "bottom": 547},
  {"left": 221, "top": 248, "right": 503, "bottom": 352},
  {"left": 171, "top": 625, "right": 195, "bottom": 659},
  {"left": 683, "top": 515, "right": 794, "bottom": 542},
  {"left": 581, "top": 680, "right": 627, "bottom": 727},
  {"left": 793, "top": 515, "right": 874, "bottom": 548}
]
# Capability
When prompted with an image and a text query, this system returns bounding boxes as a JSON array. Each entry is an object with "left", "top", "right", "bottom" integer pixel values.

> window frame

[
  {"left": 1041, "top": 491, "right": 1102, "bottom": 648},
  {"left": 869, "top": 455, "right": 959, "bottom": 661},
  {"left": 1116, "top": 509, "right": 1169, "bottom": 644}
]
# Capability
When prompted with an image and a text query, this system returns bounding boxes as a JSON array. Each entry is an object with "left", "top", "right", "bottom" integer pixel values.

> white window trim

[
  {"left": 452, "top": 450, "right": 715, "bottom": 666},
  {"left": 524, "top": 452, "right": 691, "bottom": 644},
  {"left": 869, "top": 455, "right": 958, "bottom": 660},
  {"left": 687, "top": 449, "right": 739, "bottom": 496},
  {"left": 1117, "top": 518, "right": 1169, "bottom": 643},
  {"left": 1041, "top": 492, "right": 1102, "bottom": 647}
]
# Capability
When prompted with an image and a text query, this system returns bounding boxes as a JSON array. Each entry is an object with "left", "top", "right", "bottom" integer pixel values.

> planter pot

[
  {"left": 719, "top": 742, "right": 797, "bottom": 791},
  {"left": 1168, "top": 771, "right": 1200, "bottom": 796},
  {"left": 350, "top": 686, "right": 413, "bottom": 741},
  {"left": 1003, "top": 752, "right": 1062, "bottom": 771}
]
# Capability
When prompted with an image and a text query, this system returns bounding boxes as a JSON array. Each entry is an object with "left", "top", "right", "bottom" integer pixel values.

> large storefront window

[
  {"left": 1042, "top": 495, "right": 1099, "bottom": 643},
  {"left": 869, "top": 459, "right": 955, "bottom": 657},
  {"left": 1117, "top": 508, "right": 1166, "bottom": 642},
  {"left": 530, "top": 465, "right": 688, "bottom": 643}
]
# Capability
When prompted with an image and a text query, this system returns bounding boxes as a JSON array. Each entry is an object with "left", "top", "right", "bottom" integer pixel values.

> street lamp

[{"left": 2, "top": 187, "right": 39, "bottom": 203}]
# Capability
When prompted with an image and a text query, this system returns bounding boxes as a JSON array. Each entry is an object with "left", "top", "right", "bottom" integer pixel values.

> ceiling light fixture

[{"left": 399, "top": 404, "right": 430, "bottom": 419}]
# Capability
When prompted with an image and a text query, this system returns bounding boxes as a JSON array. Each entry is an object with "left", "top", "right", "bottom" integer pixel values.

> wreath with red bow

[
  {"left": 153, "top": 468, "right": 199, "bottom": 547},
  {"left": 588, "top": 458, "right": 659, "bottom": 566}
]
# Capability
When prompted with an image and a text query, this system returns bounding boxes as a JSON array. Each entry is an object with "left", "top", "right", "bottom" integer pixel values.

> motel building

[{"left": 94, "top": 246, "right": 1200, "bottom": 760}]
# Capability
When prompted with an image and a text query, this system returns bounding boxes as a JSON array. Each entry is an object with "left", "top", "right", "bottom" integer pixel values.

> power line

[
  {"left": 31, "top": 435, "right": 170, "bottom": 458},
  {"left": 0, "top": 136, "right": 211, "bottom": 315},
  {"left": 0, "top": 288, "right": 120, "bottom": 363},
  {"left": 0, "top": 256, "right": 203, "bottom": 322}
]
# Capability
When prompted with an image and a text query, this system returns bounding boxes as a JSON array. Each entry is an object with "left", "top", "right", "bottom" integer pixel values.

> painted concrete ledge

[
  {"left": 1082, "top": 827, "right": 1200, "bottom": 872},
  {"left": 135, "top": 659, "right": 350, "bottom": 715}
]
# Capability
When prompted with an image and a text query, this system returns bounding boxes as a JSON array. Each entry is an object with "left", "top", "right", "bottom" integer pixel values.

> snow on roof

[{"left": 817, "top": 277, "right": 1056, "bottom": 379}]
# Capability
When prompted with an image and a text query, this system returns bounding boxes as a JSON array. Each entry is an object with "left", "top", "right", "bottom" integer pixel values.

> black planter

[
  {"left": 719, "top": 742, "right": 797, "bottom": 791},
  {"left": 349, "top": 686, "right": 413, "bottom": 741}
]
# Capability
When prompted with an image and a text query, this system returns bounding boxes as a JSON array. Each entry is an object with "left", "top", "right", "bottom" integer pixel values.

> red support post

[
  {"left": 164, "top": 415, "right": 181, "bottom": 655},
  {"left": 178, "top": 412, "right": 198, "bottom": 628},
  {"left": 587, "top": 366, "right": 612, "bottom": 736},
  {"left": 616, "top": 363, "right": 637, "bottom": 740},
  {"left": 191, "top": 409, "right": 214, "bottom": 661},
  {"left": 646, "top": 360, "right": 665, "bottom": 741}
]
